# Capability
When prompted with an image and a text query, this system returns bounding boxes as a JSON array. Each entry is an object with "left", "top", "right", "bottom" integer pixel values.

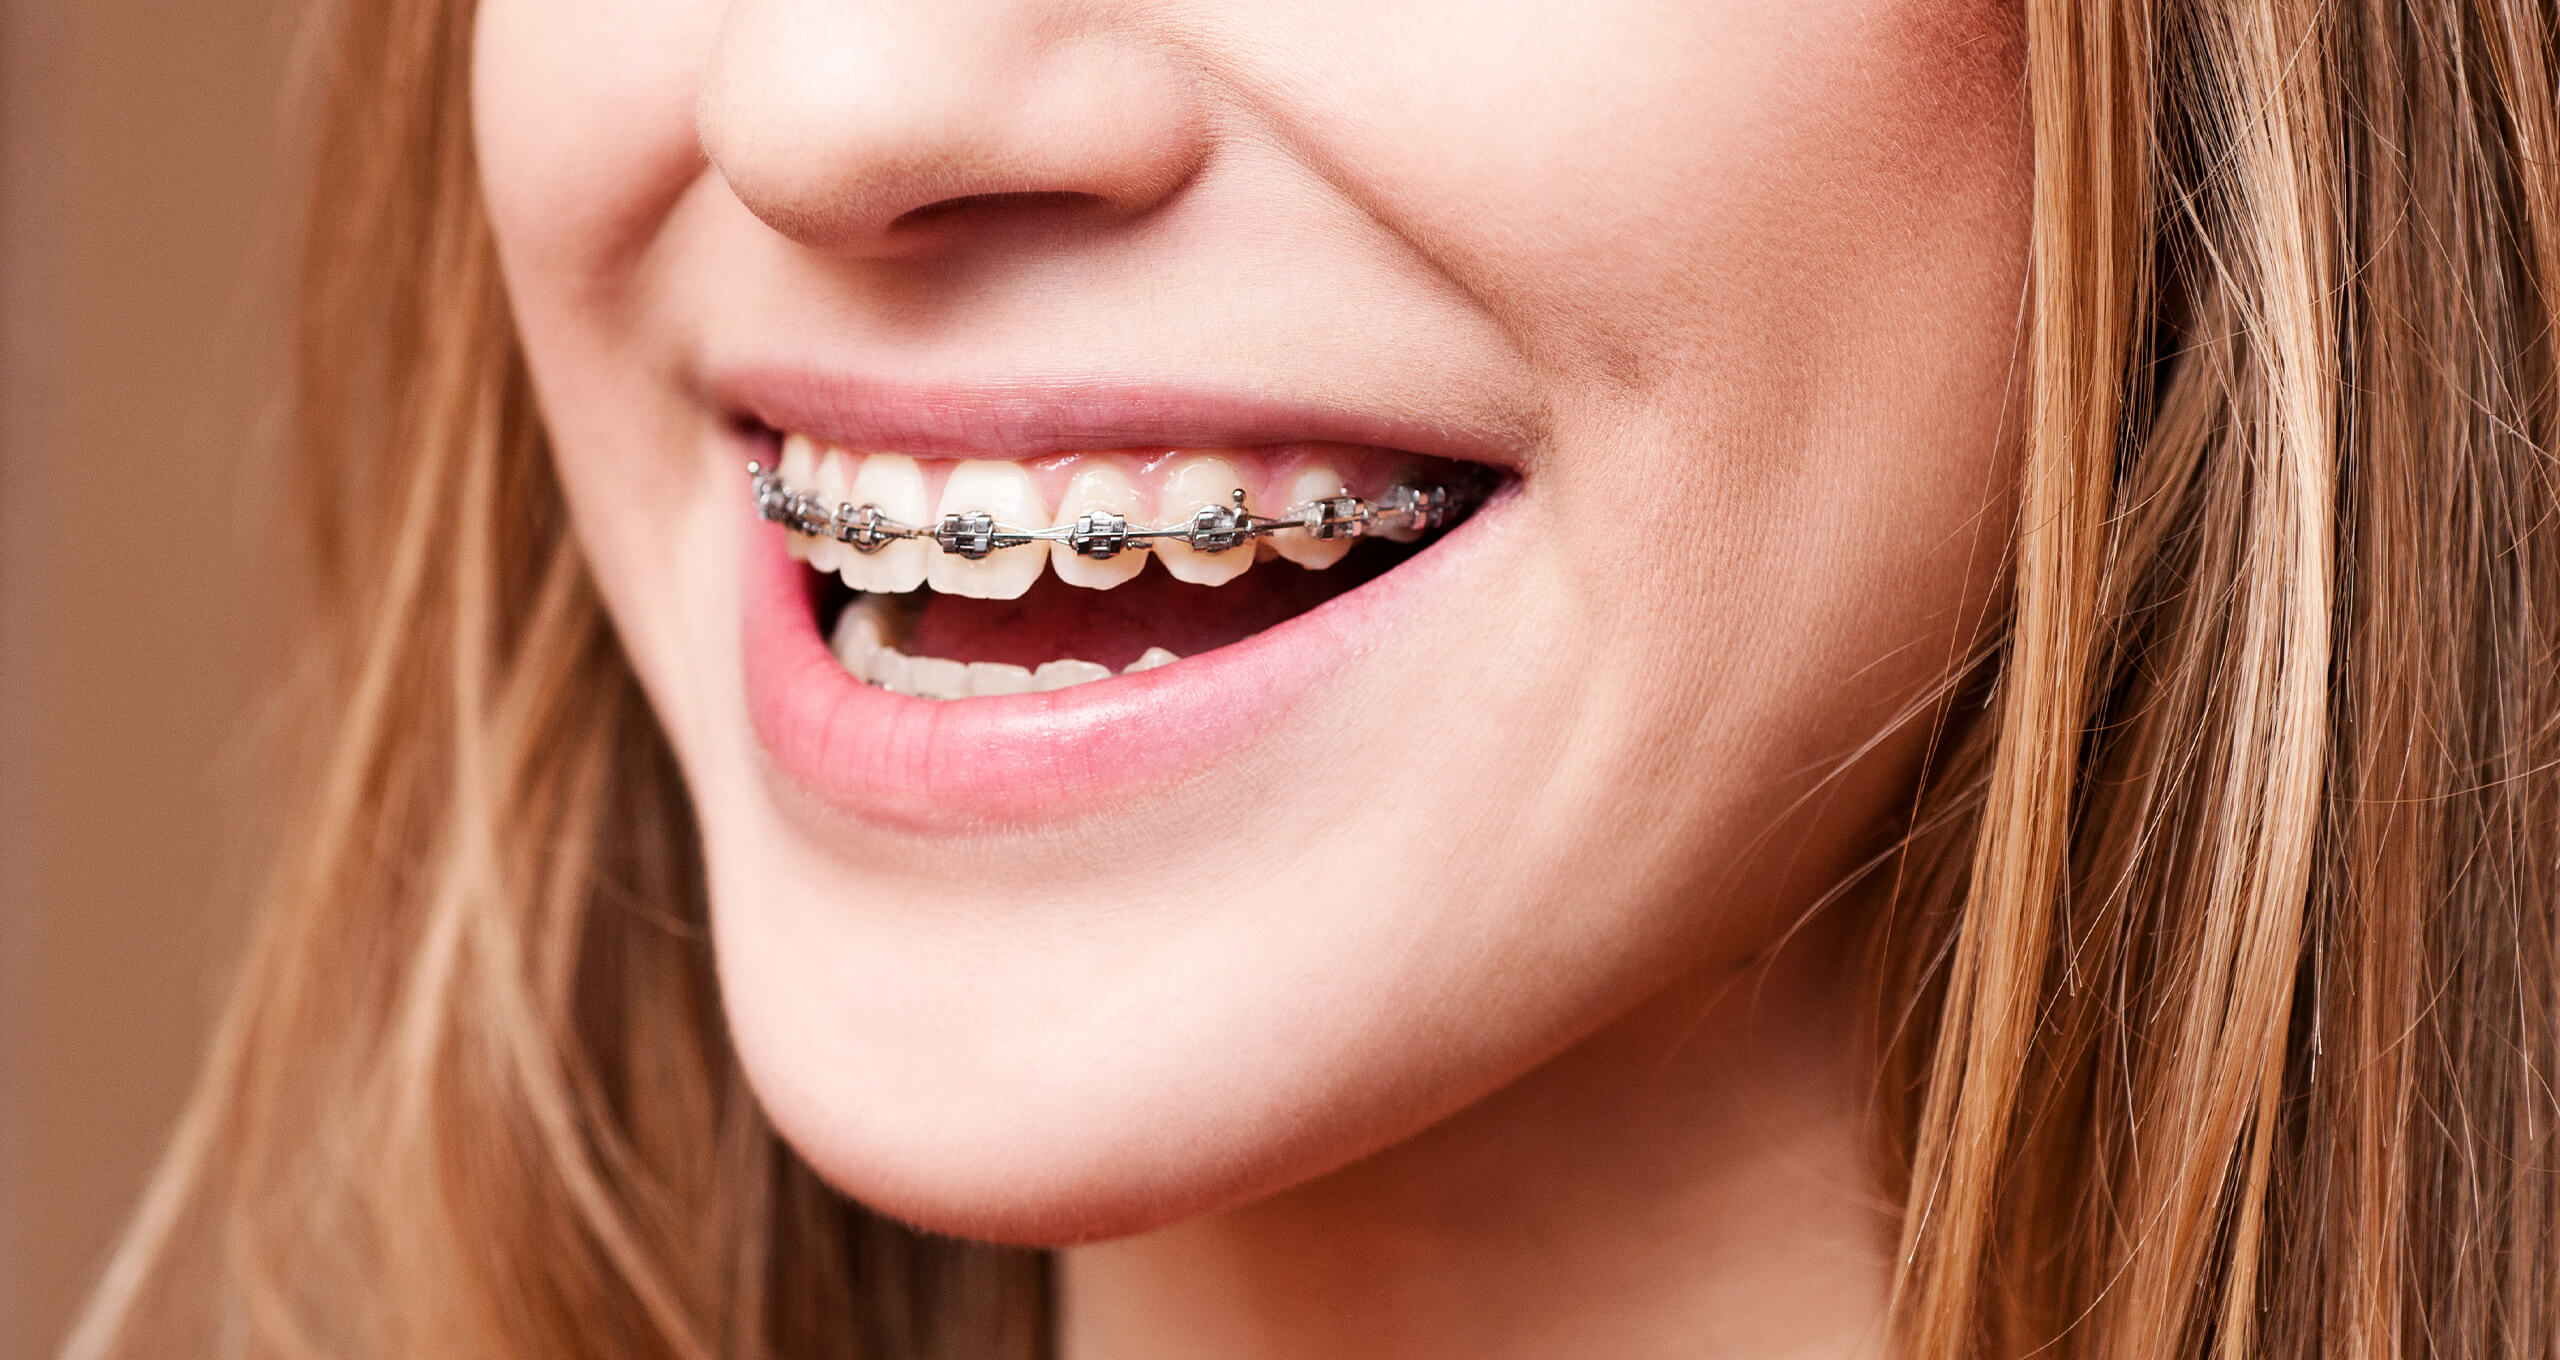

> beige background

[{"left": 1, "top": 0, "right": 300, "bottom": 1353}]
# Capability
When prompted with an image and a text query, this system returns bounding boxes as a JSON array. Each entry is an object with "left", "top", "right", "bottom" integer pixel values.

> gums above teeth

[{"left": 760, "top": 436, "right": 1490, "bottom": 700}]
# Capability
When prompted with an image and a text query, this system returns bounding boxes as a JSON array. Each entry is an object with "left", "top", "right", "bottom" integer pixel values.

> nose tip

[{"left": 698, "top": 4, "right": 1208, "bottom": 255}]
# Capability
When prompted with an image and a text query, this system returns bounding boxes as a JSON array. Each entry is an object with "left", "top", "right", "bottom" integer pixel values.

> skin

[{"left": 473, "top": 0, "right": 2028, "bottom": 1355}]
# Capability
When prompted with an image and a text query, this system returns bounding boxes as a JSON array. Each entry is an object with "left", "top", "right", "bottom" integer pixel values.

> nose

[{"left": 697, "top": 0, "right": 1208, "bottom": 255}]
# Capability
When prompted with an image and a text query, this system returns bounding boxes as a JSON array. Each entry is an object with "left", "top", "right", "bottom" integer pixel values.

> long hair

[{"left": 63, "top": 0, "right": 2560, "bottom": 1355}]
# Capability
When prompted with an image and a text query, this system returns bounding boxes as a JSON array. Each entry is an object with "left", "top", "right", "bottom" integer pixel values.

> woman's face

[{"left": 475, "top": 0, "right": 2025, "bottom": 1241}]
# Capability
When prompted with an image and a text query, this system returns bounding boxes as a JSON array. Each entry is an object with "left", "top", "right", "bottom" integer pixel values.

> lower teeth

[{"left": 829, "top": 597, "right": 1180, "bottom": 700}]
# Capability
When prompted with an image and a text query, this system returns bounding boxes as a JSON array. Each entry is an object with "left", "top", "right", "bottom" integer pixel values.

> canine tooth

[
  {"left": 927, "top": 460, "right": 1050, "bottom": 600},
  {"left": 1274, "top": 463, "right": 1355, "bottom": 569},
  {"left": 965, "top": 662, "right": 1036, "bottom": 696},
  {"left": 829, "top": 599, "right": 884, "bottom": 672},
  {"left": 1124, "top": 646, "right": 1179, "bottom": 674},
  {"left": 807, "top": 451, "right": 850, "bottom": 572},
  {"left": 1048, "top": 461, "right": 1149, "bottom": 590},
  {"left": 868, "top": 647, "right": 912, "bottom": 694},
  {"left": 779, "top": 435, "right": 819, "bottom": 560},
  {"left": 839, "top": 453, "right": 931, "bottom": 594},
  {"left": 1033, "top": 658, "right": 1112, "bottom": 691},
  {"left": 1152, "top": 454, "right": 1254, "bottom": 586},
  {"left": 906, "top": 655, "right": 970, "bottom": 700}
]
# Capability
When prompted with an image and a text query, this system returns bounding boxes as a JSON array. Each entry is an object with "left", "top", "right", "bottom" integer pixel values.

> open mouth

[{"left": 749, "top": 429, "right": 1501, "bottom": 701}]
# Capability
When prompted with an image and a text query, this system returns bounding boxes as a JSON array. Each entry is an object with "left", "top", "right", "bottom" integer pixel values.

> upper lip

[{"left": 708, "top": 366, "right": 1534, "bottom": 470}]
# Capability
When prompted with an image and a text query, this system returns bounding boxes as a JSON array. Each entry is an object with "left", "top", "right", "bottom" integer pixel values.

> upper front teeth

[
  {"left": 927, "top": 460, "right": 1048, "bottom": 599},
  {"left": 839, "top": 453, "right": 931, "bottom": 593},
  {"left": 1050, "top": 461, "right": 1149, "bottom": 590},
  {"left": 753, "top": 438, "right": 1464, "bottom": 602}
]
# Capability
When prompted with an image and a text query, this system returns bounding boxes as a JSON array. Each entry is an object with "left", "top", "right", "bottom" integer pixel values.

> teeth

[
  {"left": 1151, "top": 454, "right": 1255, "bottom": 587},
  {"left": 1048, "top": 461, "right": 1150, "bottom": 590},
  {"left": 927, "top": 460, "right": 1050, "bottom": 600},
  {"left": 807, "top": 452, "right": 850, "bottom": 572},
  {"left": 843, "top": 635, "right": 1126, "bottom": 700},
  {"left": 774, "top": 438, "right": 1462, "bottom": 613},
  {"left": 828, "top": 593, "right": 1174, "bottom": 701},
  {"left": 1371, "top": 461, "right": 1428, "bottom": 543},
  {"left": 1273, "top": 462, "right": 1354, "bottom": 569},
  {"left": 1124, "top": 646, "right": 1179, "bottom": 674},
  {"left": 905, "top": 655, "right": 971, "bottom": 700},
  {"left": 1034, "top": 658, "right": 1113, "bottom": 690},
  {"left": 828, "top": 597, "right": 886, "bottom": 670},
  {"left": 965, "top": 662, "right": 1036, "bottom": 696},
  {"left": 779, "top": 435, "right": 819, "bottom": 561},
  {"left": 839, "top": 454, "right": 932, "bottom": 594}
]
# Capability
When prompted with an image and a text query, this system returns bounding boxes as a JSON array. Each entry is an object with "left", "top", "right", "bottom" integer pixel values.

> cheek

[
  {"left": 1325, "top": 2, "right": 2029, "bottom": 576},
  {"left": 472, "top": 0, "right": 727, "bottom": 652},
  {"left": 1285, "top": 0, "right": 2028, "bottom": 385},
  {"left": 473, "top": 0, "right": 756, "bottom": 793},
  {"left": 472, "top": 0, "right": 716, "bottom": 318}
]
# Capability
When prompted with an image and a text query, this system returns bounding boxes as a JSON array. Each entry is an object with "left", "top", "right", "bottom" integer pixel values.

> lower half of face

[{"left": 474, "top": 0, "right": 2028, "bottom": 1241}]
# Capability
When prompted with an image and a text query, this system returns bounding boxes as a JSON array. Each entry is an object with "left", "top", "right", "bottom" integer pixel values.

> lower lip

[{"left": 739, "top": 496, "right": 1492, "bottom": 830}]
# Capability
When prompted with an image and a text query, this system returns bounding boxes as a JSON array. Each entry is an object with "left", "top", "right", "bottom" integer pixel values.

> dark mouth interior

[{"left": 812, "top": 532, "right": 1440, "bottom": 674}]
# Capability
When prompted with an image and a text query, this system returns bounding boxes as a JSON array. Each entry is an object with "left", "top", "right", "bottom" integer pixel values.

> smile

[{"left": 751, "top": 432, "right": 1495, "bottom": 701}]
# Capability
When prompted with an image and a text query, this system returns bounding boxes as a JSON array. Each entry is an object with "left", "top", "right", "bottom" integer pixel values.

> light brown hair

[{"left": 64, "top": 0, "right": 2560, "bottom": 1355}]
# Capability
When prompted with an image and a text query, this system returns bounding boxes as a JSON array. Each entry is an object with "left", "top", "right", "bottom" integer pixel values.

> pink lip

[
  {"left": 739, "top": 473, "right": 1511, "bottom": 831},
  {"left": 711, "top": 367, "right": 1531, "bottom": 468}
]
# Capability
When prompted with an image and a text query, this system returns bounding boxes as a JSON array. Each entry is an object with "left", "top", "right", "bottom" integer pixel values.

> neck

[{"left": 1056, "top": 920, "right": 1893, "bottom": 1360}]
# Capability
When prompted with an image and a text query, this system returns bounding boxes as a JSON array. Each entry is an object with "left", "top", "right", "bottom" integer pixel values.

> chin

[{"left": 707, "top": 867, "right": 1499, "bottom": 1248}]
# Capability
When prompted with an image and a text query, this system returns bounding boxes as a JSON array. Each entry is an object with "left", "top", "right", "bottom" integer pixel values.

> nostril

[{"left": 889, "top": 190, "right": 1115, "bottom": 234}]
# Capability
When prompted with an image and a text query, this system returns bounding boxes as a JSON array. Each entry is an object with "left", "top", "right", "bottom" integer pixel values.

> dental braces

[{"left": 747, "top": 460, "right": 1471, "bottom": 561}]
